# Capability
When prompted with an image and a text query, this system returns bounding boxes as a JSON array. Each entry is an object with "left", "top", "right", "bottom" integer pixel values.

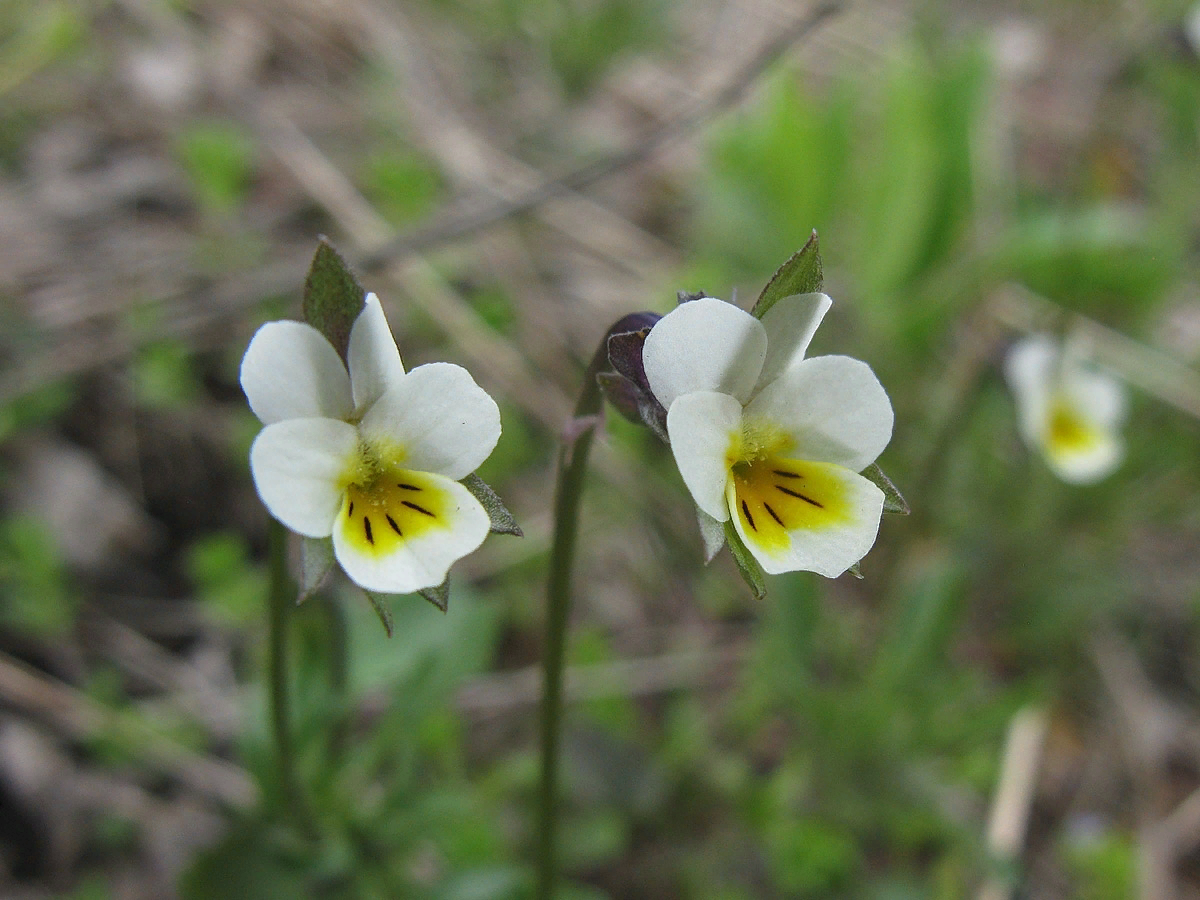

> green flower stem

[
  {"left": 267, "top": 519, "right": 317, "bottom": 839},
  {"left": 537, "top": 343, "right": 608, "bottom": 900},
  {"left": 324, "top": 592, "right": 350, "bottom": 765}
]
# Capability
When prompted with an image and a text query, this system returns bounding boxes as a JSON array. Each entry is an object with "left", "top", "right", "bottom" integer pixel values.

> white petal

[
  {"left": 249, "top": 418, "right": 358, "bottom": 537},
  {"left": 359, "top": 362, "right": 501, "bottom": 480},
  {"left": 332, "top": 473, "right": 489, "bottom": 594},
  {"left": 728, "top": 460, "right": 884, "bottom": 578},
  {"left": 348, "top": 293, "right": 407, "bottom": 413},
  {"left": 1062, "top": 366, "right": 1126, "bottom": 429},
  {"left": 696, "top": 507, "right": 727, "bottom": 563},
  {"left": 240, "top": 321, "right": 353, "bottom": 424},
  {"left": 1004, "top": 335, "right": 1055, "bottom": 444},
  {"left": 643, "top": 297, "right": 767, "bottom": 408},
  {"left": 745, "top": 355, "right": 894, "bottom": 473},
  {"left": 755, "top": 292, "right": 833, "bottom": 390},
  {"left": 665, "top": 391, "right": 742, "bottom": 521}
]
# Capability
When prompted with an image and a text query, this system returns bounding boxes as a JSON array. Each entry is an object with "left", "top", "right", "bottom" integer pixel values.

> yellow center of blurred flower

[{"left": 1046, "top": 398, "right": 1101, "bottom": 455}]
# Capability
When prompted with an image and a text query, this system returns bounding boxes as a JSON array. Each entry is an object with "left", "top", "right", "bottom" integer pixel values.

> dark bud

[{"left": 598, "top": 311, "right": 668, "bottom": 442}]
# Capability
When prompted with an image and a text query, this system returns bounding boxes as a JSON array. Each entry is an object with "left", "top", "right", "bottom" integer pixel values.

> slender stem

[
  {"left": 324, "top": 592, "right": 350, "bottom": 765},
  {"left": 267, "top": 519, "right": 317, "bottom": 838},
  {"left": 536, "top": 345, "right": 607, "bottom": 900}
]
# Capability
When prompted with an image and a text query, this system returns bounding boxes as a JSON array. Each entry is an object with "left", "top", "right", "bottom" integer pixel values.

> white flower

[
  {"left": 240, "top": 293, "right": 501, "bottom": 593},
  {"left": 1004, "top": 334, "right": 1125, "bottom": 484},
  {"left": 642, "top": 294, "right": 894, "bottom": 578}
]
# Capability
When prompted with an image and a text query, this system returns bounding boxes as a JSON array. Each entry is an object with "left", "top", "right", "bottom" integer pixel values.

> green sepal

[
  {"left": 298, "top": 537, "right": 334, "bottom": 602},
  {"left": 462, "top": 473, "right": 523, "bottom": 537},
  {"left": 845, "top": 561, "right": 864, "bottom": 580},
  {"left": 363, "top": 590, "right": 395, "bottom": 637},
  {"left": 751, "top": 230, "right": 823, "bottom": 320},
  {"left": 302, "top": 237, "right": 366, "bottom": 363},
  {"left": 723, "top": 520, "right": 767, "bottom": 601},
  {"left": 418, "top": 579, "right": 450, "bottom": 613},
  {"left": 861, "top": 463, "right": 910, "bottom": 515}
]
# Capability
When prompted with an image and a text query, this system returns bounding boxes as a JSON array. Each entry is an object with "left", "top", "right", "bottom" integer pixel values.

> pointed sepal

[
  {"left": 298, "top": 537, "right": 335, "bottom": 602},
  {"left": 462, "top": 473, "right": 523, "bottom": 537},
  {"left": 861, "top": 463, "right": 910, "bottom": 515},
  {"left": 845, "top": 561, "right": 864, "bottom": 580},
  {"left": 303, "top": 237, "right": 366, "bottom": 362},
  {"left": 418, "top": 578, "right": 450, "bottom": 613},
  {"left": 751, "top": 231, "right": 823, "bottom": 320},
  {"left": 724, "top": 520, "right": 767, "bottom": 601},
  {"left": 597, "top": 372, "right": 644, "bottom": 423},
  {"left": 597, "top": 372, "right": 668, "bottom": 442},
  {"left": 364, "top": 589, "right": 395, "bottom": 637}
]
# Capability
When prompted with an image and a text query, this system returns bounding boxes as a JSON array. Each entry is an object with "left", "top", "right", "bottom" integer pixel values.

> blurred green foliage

[
  {"left": 187, "top": 532, "right": 267, "bottom": 627},
  {"left": 360, "top": 151, "right": 446, "bottom": 227},
  {"left": 132, "top": 339, "right": 204, "bottom": 410},
  {"left": 0, "top": 0, "right": 85, "bottom": 96},
  {"left": 174, "top": 121, "right": 258, "bottom": 216},
  {"left": 0, "top": 515, "right": 74, "bottom": 635},
  {"left": 1060, "top": 825, "right": 1137, "bottom": 900}
]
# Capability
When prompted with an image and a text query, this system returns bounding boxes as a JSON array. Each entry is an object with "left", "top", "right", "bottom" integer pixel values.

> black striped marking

[{"left": 777, "top": 484, "right": 823, "bottom": 508}]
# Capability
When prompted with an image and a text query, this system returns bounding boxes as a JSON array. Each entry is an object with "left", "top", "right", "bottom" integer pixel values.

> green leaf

[
  {"left": 861, "top": 463, "right": 910, "bottom": 515},
  {"left": 418, "top": 578, "right": 450, "bottom": 613},
  {"left": 178, "top": 818, "right": 310, "bottom": 900},
  {"left": 461, "top": 473, "right": 523, "bottom": 537},
  {"left": 723, "top": 520, "right": 766, "bottom": 601},
  {"left": 751, "top": 230, "right": 823, "bottom": 320},
  {"left": 302, "top": 238, "right": 365, "bottom": 362},
  {"left": 363, "top": 589, "right": 395, "bottom": 637}
]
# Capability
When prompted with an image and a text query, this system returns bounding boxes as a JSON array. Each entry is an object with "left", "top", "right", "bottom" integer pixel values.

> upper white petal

[
  {"left": 665, "top": 391, "right": 743, "bottom": 521},
  {"left": 240, "top": 321, "right": 353, "bottom": 424},
  {"left": 348, "top": 293, "right": 407, "bottom": 413},
  {"left": 728, "top": 465, "right": 884, "bottom": 578},
  {"left": 1004, "top": 335, "right": 1056, "bottom": 444},
  {"left": 1062, "top": 365, "right": 1126, "bottom": 429},
  {"left": 359, "top": 362, "right": 501, "bottom": 481},
  {"left": 754, "top": 292, "right": 833, "bottom": 391},
  {"left": 643, "top": 297, "right": 768, "bottom": 408},
  {"left": 249, "top": 418, "right": 358, "bottom": 537},
  {"left": 332, "top": 474, "right": 490, "bottom": 594},
  {"left": 745, "top": 355, "right": 894, "bottom": 473}
]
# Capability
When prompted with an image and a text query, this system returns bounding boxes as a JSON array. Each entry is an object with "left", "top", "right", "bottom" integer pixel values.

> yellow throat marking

[
  {"left": 726, "top": 421, "right": 852, "bottom": 553},
  {"left": 337, "top": 443, "right": 450, "bottom": 556}
]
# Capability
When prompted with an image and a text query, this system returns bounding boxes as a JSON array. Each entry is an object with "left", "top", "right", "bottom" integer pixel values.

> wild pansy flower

[
  {"left": 1004, "top": 334, "right": 1125, "bottom": 484},
  {"left": 241, "top": 293, "right": 501, "bottom": 594},
  {"left": 642, "top": 294, "right": 893, "bottom": 578}
]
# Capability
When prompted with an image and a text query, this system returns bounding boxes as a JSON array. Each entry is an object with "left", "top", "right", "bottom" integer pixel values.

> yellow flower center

[
  {"left": 1046, "top": 397, "right": 1102, "bottom": 455},
  {"left": 725, "top": 419, "right": 791, "bottom": 470},
  {"left": 726, "top": 421, "right": 853, "bottom": 552},
  {"left": 337, "top": 442, "right": 450, "bottom": 556}
]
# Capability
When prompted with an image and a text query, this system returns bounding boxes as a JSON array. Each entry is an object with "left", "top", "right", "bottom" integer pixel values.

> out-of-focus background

[{"left": 2, "top": 0, "right": 1200, "bottom": 897}]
